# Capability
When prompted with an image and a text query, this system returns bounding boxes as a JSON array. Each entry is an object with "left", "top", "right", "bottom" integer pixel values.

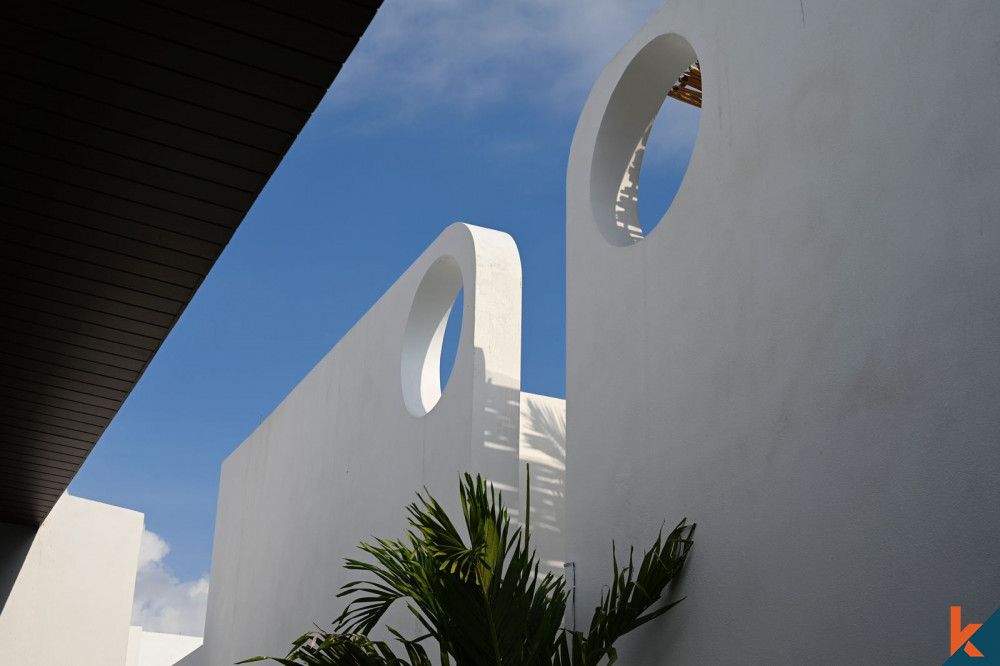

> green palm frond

[
  {"left": 555, "top": 519, "right": 696, "bottom": 666},
  {"left": 238, "top": 629, "right": 433, "bottom": 666},
  {"left": 242, "top": 469, "right": 694, "bottom": 666},
  {"left": 336, "top": 472, "right": 568, "bottom": 666}
]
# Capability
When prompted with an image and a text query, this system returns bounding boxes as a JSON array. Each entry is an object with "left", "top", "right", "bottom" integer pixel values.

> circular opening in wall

[
  {"left": 440, "top": 287, "right": 463, "bottom": 391},
  {"left": 590, "top": 34, "right": 701, "bottom": 246},
  {"left": 402, "top": 256, "right": 465, "bottom": 416}
]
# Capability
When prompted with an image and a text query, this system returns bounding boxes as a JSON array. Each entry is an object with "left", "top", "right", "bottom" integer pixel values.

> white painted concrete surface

[
  {"left": 126, "top": 626, "right": 143, "bottom": 666},
  {"left": 126, "top": 627, "right": 202, "bottom": 666},
  {"left": 518, "top": 392, "right": 566, "bottom": 579},
  {"left": 181, "top": 223, "right": 529, "bottom": 666},
  {"left": 566, "top": 1, "right": 1000, "bottom": 663},
  {"left": 0, "top": 494, "right": 143, "bottom": 666}
]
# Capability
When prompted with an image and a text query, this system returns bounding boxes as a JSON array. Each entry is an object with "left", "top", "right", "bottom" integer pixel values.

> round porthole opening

[
  {"left": 591, "top": 34, "right": 701, "bottom": 246},
  {"left": 401, "top": 256, "right": 465, "bottom": 416}
]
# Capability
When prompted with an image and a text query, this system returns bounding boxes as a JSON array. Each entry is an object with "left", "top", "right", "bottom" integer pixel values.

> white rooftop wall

[
  {"left": 182, "top": 223, "right": 529, "bottom": 665},
  {"left": 0, "top": 494, "right": 143, "bottom": 666},
  {"left": 566, "top": 1, "right": 1000, "bottom": 663},
  {"left": 126, "top": 628, "right": 202, "bottom": 666},
  {"left": 518, "top": 393, "right": 566, "bottom": 580}
]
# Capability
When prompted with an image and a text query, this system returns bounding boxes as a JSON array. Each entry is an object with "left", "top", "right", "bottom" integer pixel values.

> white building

[
  {"left": 4, "top": 1, "right": 999, "bottom": 663},
  {"left": 185, "top": 2, "right": 1000, "bottom": 663},
  {"left": 565, "top": 2, "right": 1000, "bottom": 662}
]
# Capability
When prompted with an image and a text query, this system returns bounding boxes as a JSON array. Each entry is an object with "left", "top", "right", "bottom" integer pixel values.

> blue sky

[{"left": 66, "top": 0, "right": 699, "bottom": 634}]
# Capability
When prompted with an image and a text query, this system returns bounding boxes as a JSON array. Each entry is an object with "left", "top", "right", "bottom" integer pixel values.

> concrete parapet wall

[
  {"left": 566, "top": 1, "right": 1000, "bottom": 663},
  {"left": 0, "top": 495, "right": 143, "bottom": 666},
  {"left": 186, "top": 223, "right": 529, "bottom": 665}
]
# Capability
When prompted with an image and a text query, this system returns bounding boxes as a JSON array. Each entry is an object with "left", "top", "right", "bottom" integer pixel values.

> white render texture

[
  {"left": 566, "top": 1, "right": 1000, "bottom": 664},
  {"left": 182, "top": 223, "right": 533, "bottom": 666},
  {"left": 127, "top": 626, "right": 143, "bottom": 666},
  {"left": 0, "top": 494, "right": 143, "bottom": 666},
  {"left": 518, "top": 392, "right": 566, "bottom": 579},
  {"left": 126, "top": 627, "right": 203, "bottom": 666}
]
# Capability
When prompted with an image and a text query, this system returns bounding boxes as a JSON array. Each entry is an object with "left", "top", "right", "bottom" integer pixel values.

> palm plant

[{"left": 241, "top": 472, "right": 694, "bottom": 665}]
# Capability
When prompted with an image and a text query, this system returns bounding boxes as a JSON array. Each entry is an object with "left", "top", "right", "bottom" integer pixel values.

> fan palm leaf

[
  {"left": 242, "top": 470, "right": 694, "bottom": 666},
  {"left": 337, "top": 473, "right": 567, "bottom": 665}
]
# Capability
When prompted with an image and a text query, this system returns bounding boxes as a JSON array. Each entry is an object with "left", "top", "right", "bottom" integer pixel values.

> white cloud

[
  {"left": 132, "top": 529, "right": 209, "bottom": 637},
  {"left": 325, "top": 0, "right": 666, "bottom": 120}
]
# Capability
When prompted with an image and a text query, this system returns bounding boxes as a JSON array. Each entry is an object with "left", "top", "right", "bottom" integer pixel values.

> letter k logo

[{"left": 953, "top": 607, "right": 985, "bottom": 657}]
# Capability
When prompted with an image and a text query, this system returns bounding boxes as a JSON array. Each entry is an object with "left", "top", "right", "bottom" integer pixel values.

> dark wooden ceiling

[{"left": 0, "top": 0, "right": 381, "bottom": 525}]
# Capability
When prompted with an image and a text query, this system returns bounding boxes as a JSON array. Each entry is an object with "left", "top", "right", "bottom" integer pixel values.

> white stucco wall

[
  {"left": 0, "top": 494, "right": 144, "bottom": 666},
  {"left": 566, "top": 1, "right": 1000, "bottom": 663},
  {"left": 518, "top": 392, "right": 566, "bottom": 579},
  {"left": 126, "top": 626, "right": 142, "bottom": 666},
  {"left": 127, "top": 627, "right": 202, "bottom": 666},
  {"left": 182, "top": 223, "right": 528, "bottom": 666}
]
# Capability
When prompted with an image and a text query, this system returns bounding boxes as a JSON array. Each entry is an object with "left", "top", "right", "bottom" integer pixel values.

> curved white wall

[{"left": 183, "top": 223, "right": 526, "bottom": 666}]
